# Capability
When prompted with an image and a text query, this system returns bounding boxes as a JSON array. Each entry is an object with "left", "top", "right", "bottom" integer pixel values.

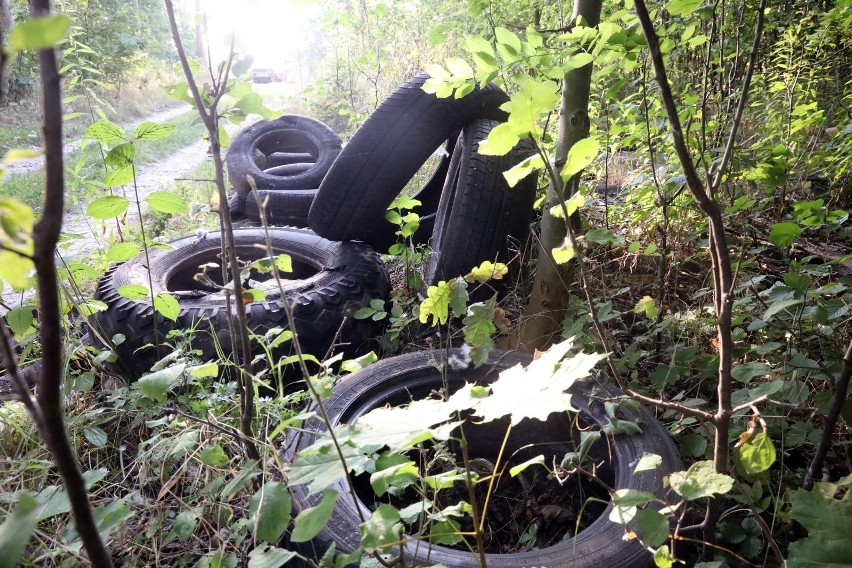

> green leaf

[
  {"left": 171, "top": 511, "right": 197, "bottom": 542},
  {"left": 762, "top": 298, "right": 803, "bottom": 320},
  {"left": 146, "top": 191, "right": 187, "bottom": 214},
  {"left": 87, "top": 196, "right": 130, "bottom": 219},
  {"left": 585, "top": 228, "right": 623, "bottom": 245},
  {"left": 105, "top": 143, "right": 135, "bottom": 168},
  {"left": 635, "top": 509, "right": 670, "bottom": 547},
  {"left": 670, "top": 461, "right": 734, "bottom": 501},
  {"left": 154, "top": 293, "right": 180, "bottom": 322},
  {"left": 550, "top": 191, "right": 586, "bottom": 218},
  {"left": 505, "top": 76, "right": 559, "bottom": 139},
  {"left": 561, "top": 137, "right": 599, "bottom": 179},
  {"left": 104, "top": 166, "right": 134, "bottom": 188},
  {"left": 341, "top": 351, "right": 378, "bottom": 374},
  {"left": 8, "top": 14, "right": 72, "bottom": 51},
  {"left": 464, "top": 260, "right": 508, "bottom": 283},
  {"left": 247, "top": 545, "right": 297, "bottom": 568},
  {"left": 137, "top": 364, "right": 186, "bottom": 402},
  {"left": 478, "top": 122, "right": 519, "bottom": 156},
  {"left": 106, "top": 242, "right": 140, "bottom": 263},
  {"left": 680, "top": 433, "right": 708, "bottom": 458},
  {"left": 731, "top": 362, "right": 771, "bottom": 383},
  {"left": 666, "top": 0, "right": 703, "bottom": 16},
  {"left": 504, "top": 154, "right": 543, "bottom": 187},
  {"left": 449, "top": 278, "right": 469, "bottom": 318},
  {"left": 634, "top": 453, "right": 663, "bottom": 473},
  {"left": 0, "top": 250, "right": 33, "bottom": 291},
  {"left": 419, "top": 281, "right": 452, "bottom": 325},
  {"left": 117, "top": 284, "right": 149, "bottom": 300},
  {"left": 189, "top": 362, "right": 218, "bottom": 378},
  {"left": 510, "top": 455, "right": 545, "bottom": 477},
  {"left": 83, "top": 426, "right": 108, "bottom": 448},
  {"left": 135, "top": 122, "right": 175, "bottom": 141},
  {"left": 653, "top": 545, "right": 676, "bottom": 568},
  {"left": 85, "top": 120, "right": 126, "bottom": 145},
  {"left": 633, "top": 295, "right": 659, "bottom": 319},
  {"left": 6, "top": 306, "right": 33, "bottom": 336},
  {"left": 200, "top": 444, "right": 229, "bottom": 467},
  {"left": 291, "top": 489, "right": 338, "bottom": 543},
  {"left": 788, "top": 483, "right": 852, "bottom": 568},
  {"left": 249, "top": 481, "right": 292, "bottom": 544},
  {"left": 359, "top": 504, "right": 403, "bottom": 553},
  {"left": 464, "top": 299, "right": 497, "bottom": 363},
  {"left": 734, "top": 432, "right": 776, "bottom": 475},
  {"left": 219, "top": 126, "right": 230, "bottom": 149},
  {"left": 275, "top": 254, "right": 293, "bottom": 273},
  {"left": 769, "top": 222, "right": 802, "bottom": 248},
  {"left": 612, "top": 489, "right": 660, "bottom": 508},
  {"left": 552, "top": 238, "right": 575, "bottom": 264},
  {"left": 288, "top": 441, "right": 374, "bottom": 495},
  {"left": 221, "top": 460, "right": 260, "bottom": 498},
  {"left": 0, "top": 492, "right": 39, "bottom": 568}
]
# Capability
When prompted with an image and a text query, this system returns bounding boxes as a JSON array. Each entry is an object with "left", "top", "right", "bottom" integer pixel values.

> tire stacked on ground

[
  {"left": 92, "top": 227, "right": 390, "bottom": 379},
  {"left": 307, "top": 73, "right": 511, "bottom": 252},
  {"left": 285, "top": 349, "right": 683, "bottom": 567},
  {"left": 226, "top": 115, "right": 342, "bottom": 227}
]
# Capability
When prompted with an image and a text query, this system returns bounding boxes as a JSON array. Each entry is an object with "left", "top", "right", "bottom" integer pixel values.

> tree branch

[{"left": 28, "top": 0, "right": 114, "bottom": 565}]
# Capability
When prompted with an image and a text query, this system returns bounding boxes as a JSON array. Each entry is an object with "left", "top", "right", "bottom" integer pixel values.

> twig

[
  {"left": 168, "top": 406, "right": 254, "bottom": 445},
  {"left": 0, "top": 242, "right": 35, "bottom": 260},
  {"left": 619, "top": 391, "right": 714, "bottom": 422},
  {"left": 804, "top": 340, "right": 852, "bottom": 490},
  {"left": 27, "top": 1, "right": 114, "bottom": 565}
]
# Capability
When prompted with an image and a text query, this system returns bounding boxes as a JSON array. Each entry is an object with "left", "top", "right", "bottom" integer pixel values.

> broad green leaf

[
  {"left": 667, "top": 0, "right": 703, "bottom": 16},
  {"left": 359, "top": 504, "right": 403, "bottom": 553},
  {"left": 83, "top": 426, "right": 108, "bottom": 448},
  {"left": 788, "top": 482, "right": 852, "bottom": 568},
  {"left": 117, "top": 284, "right": 148, "bottom": 300},
  {"left": 106, "top": 242, "right": 140, "bottom": 263},
  {"left": 188, "top": 362, "right": 218, "bottom": 378},
  {"left": 249, "top": 481, "right": 292, "bottom": 544},
  {"left": 464, "top": 299, "right": 497, "bottom": 364},
  {"left": 731, "top": 362, "right": 771, "bottom": 383},
  {"left": 6, "top": 306, "right": 33, "bottom": 336},
  {"left": 221, "top": 460, "right": 260, "bottom": 498},
  {"left": 0, "top": 493, "right": 39, "bottom": 568},
  {"left": 653, "top": 545, "right": 676, "bottom": 568},
  {"left": 769, "top": 222, "right": 802, "bottom": 247},
  {"left": 734, "top": 432, "right": 776, "bottom": 475},
  {"left": 87, "top": 195, "right": 129, "bottom": 219},
  {"left": 200, "top": 444, "right": 229, "bottom": 467},
  {"left": 340, "top": 351, "right": 378, "bottom": 374},
  {"left": 171, "top": 511, "right": 197, "bottom": 542},
  {"left": 85, "top": 120, "right": 126, "bottom": 145},
  {"left": 505, "top": 76, "right": 559, "bottom": 139},
  {"left": 247, "top": 545, "right": 297, "bottom": 568},
  {"left": 549, "top": 191, "right": 586, "bottom": 218},
  {"left": 219, "top": 126, "right": 230, "bottom": 149},
  {"left": 154, "top": 293, "right": 180, "bottom": 322},
  {"left": 8, "top": 14, "right": 71, "bottom": 51},
  {"left": 104, "top": 165, "right": 134, "bottom": 187},
  {"left": 510, "top": 455, "right": 545, "bottom": 477},
  {"left": 137, "top": 364, "right": 186, "bottom": 402},
  {"left": 135, "top": 122, "right": 175, "bottom": 141},
  {"left": 288, "top": 441, "right": 374, "bottom": 495},
  {"left": 446, "top": 57, "right": 474, "bottom": 79},
  {"left": 235, "top": 93, "right": 271, "bottom": 118},
  {"left": 146, "top": 191, "right": 187, "bottom": 214},
  {"left": 612, "top": 489, "right": 660, "bottom": 508},
  {"left": 419, "top": 281, "right": 452, "bottom": 325},
  {"left": 633, "top": 295, "right": 659, "bottom": 319},
  {"left": 634, "top": 453, "right": 663, "bottom": 473},
  {"left": 449, "top": 278, "right": 469, "bottom": 318},
  {"left": 275, "top": 254, "right": 293, "bottom": 273},
  {"left": 762, "top": 298, "right": 803, "bottom": 320},
  {"left": 198, "top": 551, "right": 237, "bottom": 568},
  {"left": 105, "top": 143, "right": 135, "bottom": 168},
  {"left": 670, "top": 461, "right": 733, "bottom": 501},
  {"left": 562, "top": 137, "right": 599, "bottom": 179},
  {"left": 552, "top": 238, "right": 575, "bottom": 264},
  {"left": 464, "top": 260, "right": 508, "bottom": 284},
  {"left": 0, "top": 250, "right": 33, "bottom": 290},
  {"left": 429, "top": 519, "right": 464, "bottom": 545},
  {"left": 585, "top": 228, "right": 623, "bottom": 245},
  {"left": 635, "top": 509, "right": 669, "bottom": 547},
  {"left": 504, "top": 154, "right": 543, "bottom": 187},
  {"left": 290, "top": 489, "right": 338, "bottom": 543},
  {"left": 1, "top": 149, "right": 39, "bottom": 163},
  {"left": 478, "top": 122, "right": 519, "bottom": 156}
]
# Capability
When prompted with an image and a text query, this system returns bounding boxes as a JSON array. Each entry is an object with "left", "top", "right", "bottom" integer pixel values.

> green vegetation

[{"left": 1, "top": 1, "right": 851, "bottom": 567}]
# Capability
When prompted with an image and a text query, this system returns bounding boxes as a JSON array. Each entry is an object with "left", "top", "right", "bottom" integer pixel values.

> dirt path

[{"left": 4, "top": 105, "right": 191, "bottom": 176}]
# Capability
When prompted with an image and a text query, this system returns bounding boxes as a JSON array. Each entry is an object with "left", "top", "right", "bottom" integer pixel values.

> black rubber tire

[
  {"left": 227, "top": 194, "right": 247, "bottom": 222},
  {"left": 266, "top": 152, "right": 315, "bottom": 168},
  {"left": 227, "top": 115, "right": 341, "bottom": 197},
  {"left": 424, "top": 119, "right": 537, "bottom": 287},
  {"left": 307, "top": 74, "right": 509, "bottom": 249},
  {"left": 244, "top": 189, "right": 315, "bottom": 227},
  {"left": 285, "top": 349, "right": 682, "bottom": 567},
  {"left": 264, "top": 162, "right": 314, "bottom": 176},
  {"left": 92, "top": 227, "right": 390, "bottom": 379}
]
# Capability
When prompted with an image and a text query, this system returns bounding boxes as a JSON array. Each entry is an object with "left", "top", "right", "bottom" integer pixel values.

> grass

[{"left": 1, "top": 110, "right": 206, "bottom": 210}]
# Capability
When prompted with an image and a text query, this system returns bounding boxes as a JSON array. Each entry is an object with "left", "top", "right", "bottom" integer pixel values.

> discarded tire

[
  {"left": 92, "top": 227, "right": 390, "bottom": 378},
  {"left": 227, "top": 115, "right": 341, "bottom": 196},
  {"left": 286, "top": 349, "right": 681, "bottom": 567},
  {"left": 424, "top": 119, "right": 537, "bottom": 287},
  {"left": 308, "top": 74, "right": 509, "bottom": 249},
  {"left": 244, "top": 189, "right": 315, "bottom": 227}
]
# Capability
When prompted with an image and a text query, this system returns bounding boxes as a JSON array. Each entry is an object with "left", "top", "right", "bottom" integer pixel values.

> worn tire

[
  {"left": 424, "top": 119, "right": 537, "bottom": 288},
  {"left": 307, "top": 74, "right": 509, "bottom": 249},
  {"left": 266, "top": 152, "right": 315, "bottom": 168},
  {"left": 227, "top": 115, "right": 341, "bottom": 196},
  {"left": 285, "top": 349, "right": 682, "bottom": 567},
  {"left": 92, "top": 227, "right": 390, "bottom": 379},
  {"left": 244, "top": 189, "right": 315, "bottom": 227}
]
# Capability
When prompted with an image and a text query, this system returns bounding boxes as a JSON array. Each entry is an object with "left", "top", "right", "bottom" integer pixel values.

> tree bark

[{"left": 518, "top": 0, "right": 602, "bottom": 350}]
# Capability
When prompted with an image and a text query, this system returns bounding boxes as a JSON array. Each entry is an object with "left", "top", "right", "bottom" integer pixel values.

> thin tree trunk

[{"left": 518, "top": 0, "right": 602, "bottom": 350}]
